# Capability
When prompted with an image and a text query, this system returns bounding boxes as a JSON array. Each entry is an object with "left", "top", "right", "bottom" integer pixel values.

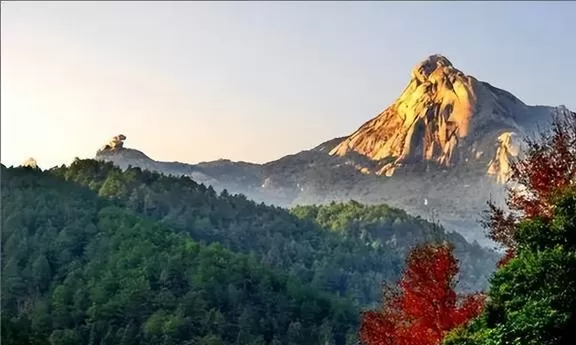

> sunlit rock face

[
  {"left": 487, "top": 132, "right": 522, "bottom": 183},
  {"left": 21, "top": 157, "right": 38, "bottom": 169},
  {"left": 98, "top": 134, "right": 127, "bottom": 152},
  {"left": 329, "top": 54, "right": 546, "bottom": 182}
]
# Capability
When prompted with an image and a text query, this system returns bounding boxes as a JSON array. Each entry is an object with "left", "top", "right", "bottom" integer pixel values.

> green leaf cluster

[{"left": 444, "top": 192, "right": 576, "bottom": 345}]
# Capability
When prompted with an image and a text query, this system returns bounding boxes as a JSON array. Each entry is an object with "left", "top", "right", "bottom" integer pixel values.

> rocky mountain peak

[
  {"left": 329, "top": 55, "right": 542, "bottom": 179},
  {"left": 98, "top": 134, "right": 127, "bottom": 153},
  {"left": 96, "top": 134, "right": 155, "bottom": 164},
  {"left": 410, "top": 54, "right": 457, "bottom": 83}
]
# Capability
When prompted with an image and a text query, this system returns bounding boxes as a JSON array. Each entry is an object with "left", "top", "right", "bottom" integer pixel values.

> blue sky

[{"left": 2, "top": 1, "right": 575, "bottom": 168}]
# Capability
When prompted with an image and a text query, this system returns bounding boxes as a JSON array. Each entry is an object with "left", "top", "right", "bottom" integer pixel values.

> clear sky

[{"left": 2, "top": 1, "right": 575, "bottom": 168}]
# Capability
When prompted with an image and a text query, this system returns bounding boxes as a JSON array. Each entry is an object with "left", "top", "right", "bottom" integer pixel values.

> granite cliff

[{"left": 330, "top": 54, "right": 549, "bottom": 179}]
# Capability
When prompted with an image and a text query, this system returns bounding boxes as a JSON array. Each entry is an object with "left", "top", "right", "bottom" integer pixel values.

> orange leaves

[{"left": 360, "top": 244, "right": 485, "bottom": 345}]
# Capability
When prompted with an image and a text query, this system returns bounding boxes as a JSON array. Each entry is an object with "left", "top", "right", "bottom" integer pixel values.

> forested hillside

[
  {"left": 52, "top": 159, "right": 496, "bottom": 301},
  {"left": 1, "top": 165, "right": 358, "bottom": 345},
  {"left": 1, "top": 160, "right": 498, "bottom": 345},
  {"left": 291, "top": 202, "right": 497, "bottom": 290}
]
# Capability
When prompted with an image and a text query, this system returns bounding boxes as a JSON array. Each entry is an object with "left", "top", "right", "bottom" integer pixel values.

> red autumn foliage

[
  {"left": 483, "top": 109, "right": 576, "bottom": 256},
  {"left": 360, "top": 243, "right": 485, "bottom": 345},
  {"left": 495, "top": 248, "right": 516, "bottom": 269}
]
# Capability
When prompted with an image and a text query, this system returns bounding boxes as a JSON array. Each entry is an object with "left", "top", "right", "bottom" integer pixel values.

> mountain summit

[
  {"left": 95, "top": 55, "right": 573, "bottom": 246},
  {"left": 330, "top": 54, "right": 549, "bottom": 181}
]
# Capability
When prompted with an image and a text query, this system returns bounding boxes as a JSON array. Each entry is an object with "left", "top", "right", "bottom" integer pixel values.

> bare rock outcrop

[
  {"left": 329, "top": 54, "right": 543, "bottom": 182},
  {"left": 21, "top": 157, "right": 38, "bottom": 169},
  {"left": 487, "top": 132, "right": 522, "bottom": 183},
  {"left": 99, "top": 134, "right": 127, "bottom": 153}
]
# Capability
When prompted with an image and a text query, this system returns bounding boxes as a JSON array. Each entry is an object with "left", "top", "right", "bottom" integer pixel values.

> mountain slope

[
  {"left": 94, "top": 55, "right": 574, "bottom": 245},
  {"left": 1, "top": 165, "right": 360, "bottom": 345},
  {"left": 52, "top": 159, "right": 496, "bottom": 301}
]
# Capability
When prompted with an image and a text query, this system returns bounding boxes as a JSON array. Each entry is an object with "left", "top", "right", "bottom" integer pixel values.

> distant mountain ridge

[{"left": 95, "top": 55, "right": 574, "bottom": 246}]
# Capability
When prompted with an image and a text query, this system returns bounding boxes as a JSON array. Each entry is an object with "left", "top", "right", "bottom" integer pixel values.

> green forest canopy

[{"left": 1, "top": 160, "right": 498, "bottom": 345}]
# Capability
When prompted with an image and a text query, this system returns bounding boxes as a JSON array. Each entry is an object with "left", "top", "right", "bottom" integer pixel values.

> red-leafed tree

[
  {"left": 360, "top": 243, "right": 485, "bottom": 345},
  {"left": 483, "top": 108, "right": 576, "bottom": 266}
]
